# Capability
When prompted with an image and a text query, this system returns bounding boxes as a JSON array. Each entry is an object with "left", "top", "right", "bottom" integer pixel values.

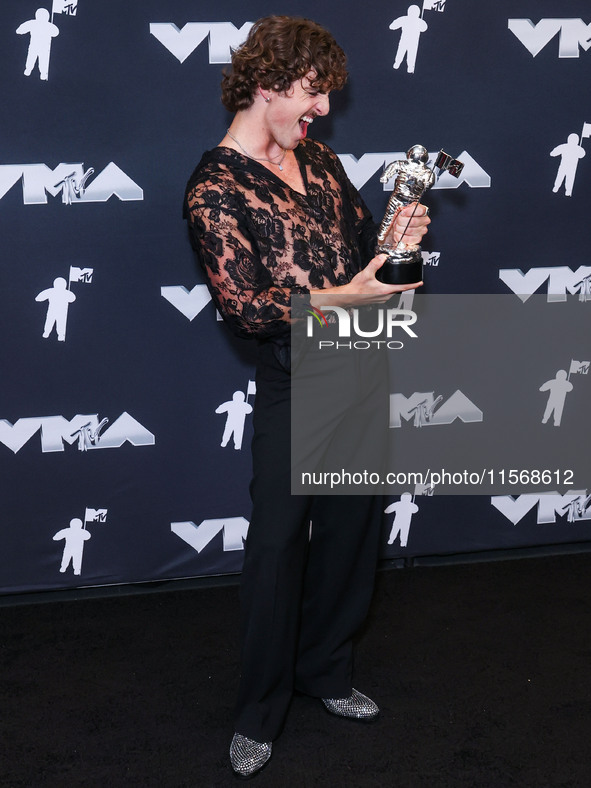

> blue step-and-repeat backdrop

[{"left": 1, "top": 0, "right": 590, "bottom": 594}]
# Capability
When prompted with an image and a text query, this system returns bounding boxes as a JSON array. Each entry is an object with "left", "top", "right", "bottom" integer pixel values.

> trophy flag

[{"left": 434, "top": 150, "right": 465, "bottom": 178}]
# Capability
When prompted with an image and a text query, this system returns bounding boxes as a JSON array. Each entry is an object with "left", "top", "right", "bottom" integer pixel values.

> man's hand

[
  {"left": 309, "top": 203, "right": 429, "bottom": 308},
  {"left": 386, "top": 202, "right": 430, "bottom": 247},
  {"left": 310, "top": 254, "right": 422, "bottom": 308}
]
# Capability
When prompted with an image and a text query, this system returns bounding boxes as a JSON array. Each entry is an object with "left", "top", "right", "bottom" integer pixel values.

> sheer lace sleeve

[{"left": 185, "top": 190, "right": 293, "bottom": 340}]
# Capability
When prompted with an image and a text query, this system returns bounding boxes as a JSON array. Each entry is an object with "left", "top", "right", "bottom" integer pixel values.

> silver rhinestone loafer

[
  {"left": 321, "top": 688, "right": 379, "bottom": 721},
  {"left": 230, "top": 733, "right": 272, "bottom": 779}
]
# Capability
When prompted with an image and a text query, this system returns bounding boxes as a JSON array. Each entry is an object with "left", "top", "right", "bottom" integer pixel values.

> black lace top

[{"left": 183, "top": 138, "right": 378, "bottom": 342}]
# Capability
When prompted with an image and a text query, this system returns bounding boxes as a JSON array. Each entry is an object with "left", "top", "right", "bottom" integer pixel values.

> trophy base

[{"left": 376, "top": 249, "right": 423, "bottom": 285}]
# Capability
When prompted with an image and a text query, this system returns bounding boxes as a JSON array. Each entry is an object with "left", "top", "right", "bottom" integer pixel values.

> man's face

[{"left": 266, "top": 71, "right": 331, "bottom": 150}]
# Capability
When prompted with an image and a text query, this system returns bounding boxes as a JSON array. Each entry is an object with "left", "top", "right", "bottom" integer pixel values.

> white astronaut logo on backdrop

[
  {"left": 508, "top": 18, "right": 591, "bottom": 58},
  {"left": 539, "top": 360, "right": 588, "bottom": 427},
  {"left": 0, "top": 163, "right": 143, "bottom": 205},
  {"left": 0, "top": 412, "right": 155, "bottom": 454},
  {"left": 16, "top": 2, "right": 78, "bottom": 82},
  {"left": 150, "top": 21, "right": 253, "bottom": 64},
  {"left": 35, "top": 266, "right": 92, "bottom": 342},
  {"left": 389, "top": 1, "right": 447, "bottom": 74},
  {"left": 215, "top": 381, "right": 255, "bottom": 450},
  {"left": 338, "top": 151, "right": 491, "bottom": 191},
  {"left": 500, "top": 266, "right": 591, "bottom": 302},
  {"left": 550, "top": 123, "right": 591, "bottom": 197},
  {"left": 390, "top": 390, "right": 483, "bottom": 428},
  {"left": 52, "top": 507, "right": 106, "bottom": 576},
  {"left": 491, "top": 492, "right": 591, "bottom": 525},
  {"left": 171, "top": 517, "right": 249, "bottom": 553},
  {"left": 385, "top": 493, "right": 419, "bottom": 547}
]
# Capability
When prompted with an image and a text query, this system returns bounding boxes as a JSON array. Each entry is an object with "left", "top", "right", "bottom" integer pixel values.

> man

[{"left": 184, "top": 16, "right": 430, "bottom": 778}]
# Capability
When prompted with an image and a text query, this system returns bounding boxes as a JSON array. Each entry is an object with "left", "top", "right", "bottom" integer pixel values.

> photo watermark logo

[{"left": 305, "top": 305, "right": 418, "bottom": 350}]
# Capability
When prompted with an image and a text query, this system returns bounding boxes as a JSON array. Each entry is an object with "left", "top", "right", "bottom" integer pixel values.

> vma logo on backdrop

[
  {"left": 509, "top": 18, "right": 591, "bottom": 58},
  {"left": 0, "top": 412, "right": 155, "bottom": 454},
  {"left": 0, "top": 163, "right": 143, "bottom": 205},
  {"left": 499, "top": 266, "right": 591, "bottom": 302},
  {"left": 389, "top": 390, "right": 483, "bottom": 428},
  {"left": 338, "top": 151, "right": 491, "bottom": 191},
  {"left": 492, "top": 491, "right": 591, "bottom": 524},
  {"left": 150, "top": 21, "right": 253, "bottom": 64},
  {"left": 171, "top": 517, "right": 249, "bottom": 553}
]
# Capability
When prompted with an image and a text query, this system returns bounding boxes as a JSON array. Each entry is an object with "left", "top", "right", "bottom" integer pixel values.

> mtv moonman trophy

[{"left": 376, "top": 145, "right": 465, "bottom": 284}]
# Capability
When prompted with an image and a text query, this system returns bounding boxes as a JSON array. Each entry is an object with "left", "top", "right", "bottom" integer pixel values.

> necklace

[{"left": 226, "top": 129, "right": 287, "bottom": 171}]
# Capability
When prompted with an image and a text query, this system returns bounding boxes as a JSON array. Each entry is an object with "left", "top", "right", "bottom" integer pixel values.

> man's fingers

[
  {"left": 399, "top": 202, "right": 429, "bottom": 218},
  {"left": 368, "top": 253, "right": 388, "bottom": 270}
]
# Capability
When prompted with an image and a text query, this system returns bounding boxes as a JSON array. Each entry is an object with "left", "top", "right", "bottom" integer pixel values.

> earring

[{"left": 259, "top": 88, "right": 270, "bottom": 103}]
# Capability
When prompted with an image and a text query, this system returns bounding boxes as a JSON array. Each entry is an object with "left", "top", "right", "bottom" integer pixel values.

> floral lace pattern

[{"left": 184, "top": 138, "right": 378, "bottom": 341}]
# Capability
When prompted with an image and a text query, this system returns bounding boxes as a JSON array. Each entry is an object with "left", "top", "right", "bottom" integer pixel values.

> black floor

[{"left": 2, "top": 553, "right": 591, "bottom": 787}]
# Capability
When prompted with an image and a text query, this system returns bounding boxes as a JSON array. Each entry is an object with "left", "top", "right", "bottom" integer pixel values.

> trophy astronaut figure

[
  {"left": 376, "top": 144, "right": 435, "bottom": 284},
  {"left": 376, "top": 144, "right": 465, "bottom": 284}
]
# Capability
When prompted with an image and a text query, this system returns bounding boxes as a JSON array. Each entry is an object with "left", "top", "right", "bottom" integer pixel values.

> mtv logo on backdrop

[
  {"left": 499, "top": 266, "right": 591, "bottom": 302},
  {"left": 69, "top": 266, "right": 92, "bottom": 283},
  {"left": 491, "top": 491, "right": 591, "bottom": 524},
  {"left": 53, "top": 0, "right": 78, "bottom": 15},
  {"left": 338, "top": 151, "right": 491, "bottom": 191},
  {"left": 0, "top": 163, "right": 143, "bottom": 205},
  {"left": 0, "top": 412, "right": 155, "bottom": 454},
  {"left": 150, "top": 21, "right": 253, "bottom": 64},
  {"left": 389, "top": 390, "right": 483, "bottom": 428},
  {"left": 85, "top": 508, "right": 107, "bottom": 523},
  {"left": 422, "top": 251, "right": 440, "bottom": 267},
  {"left": 509, "top": 19, "right": 591, "bottom": 58}
]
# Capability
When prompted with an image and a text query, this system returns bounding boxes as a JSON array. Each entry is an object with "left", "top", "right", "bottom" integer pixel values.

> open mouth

[{"left": 299, "top": 115, "right": 314, "bottom": 137}]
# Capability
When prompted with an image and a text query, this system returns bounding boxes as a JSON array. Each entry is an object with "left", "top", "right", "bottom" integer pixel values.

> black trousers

[{"left": 234, "top": 342, "right": 384, "bottom": 742}]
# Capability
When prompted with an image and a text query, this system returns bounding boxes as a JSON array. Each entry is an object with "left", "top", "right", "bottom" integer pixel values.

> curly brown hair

[{"left": 221, "top": 16, "right": 347, "bottom": 112}]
